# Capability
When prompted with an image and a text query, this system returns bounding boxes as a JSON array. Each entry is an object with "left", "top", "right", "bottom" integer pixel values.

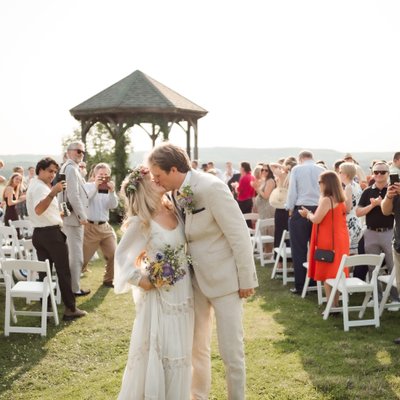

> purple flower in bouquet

[{"left": 144, "top": 244, "right": 191, "bottom": 289}]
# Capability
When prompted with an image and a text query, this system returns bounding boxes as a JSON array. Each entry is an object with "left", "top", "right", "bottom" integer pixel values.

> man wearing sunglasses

[
  {"left": 59, "top": 142, "right": 90, "bottom": 297},
  {"left": 356, "top": 162, "right": 398, "bottom": 301}
]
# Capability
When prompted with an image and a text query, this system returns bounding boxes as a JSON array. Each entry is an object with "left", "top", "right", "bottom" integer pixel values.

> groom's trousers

[{"left": 191, "top": 276, "right": 245, "bottom": 400}]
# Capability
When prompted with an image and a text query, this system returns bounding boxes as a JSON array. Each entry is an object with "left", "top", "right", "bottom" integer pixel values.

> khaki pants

[{"left": 83, "top": 222, "right": 116, "bottom": 284}]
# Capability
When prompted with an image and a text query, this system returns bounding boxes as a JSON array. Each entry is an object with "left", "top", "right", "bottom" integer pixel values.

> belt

[
  {"left": 367, "top": 227, "right": 392, "bottom": 232},
  {"left": 294, "top": 205, "right": 316, "bottom": 209},
  {"left": 34, "top": 225, "right": 61, "bottom": 231},
  {"left": 88, "top": 220, "right": 107, "bottom": 225}
]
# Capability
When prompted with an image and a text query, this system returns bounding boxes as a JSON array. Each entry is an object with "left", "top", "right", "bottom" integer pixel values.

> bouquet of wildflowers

[{"left": 144, "top": 244, "right": 190, "bottom": 288}]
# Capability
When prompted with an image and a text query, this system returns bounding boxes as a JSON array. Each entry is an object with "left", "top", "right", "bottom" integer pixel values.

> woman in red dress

[{"left": 299, "top": 171, "right": 349, "bottom": 307}]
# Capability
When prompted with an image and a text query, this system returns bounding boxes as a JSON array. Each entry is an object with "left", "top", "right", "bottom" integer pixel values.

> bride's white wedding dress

[{"left": 114, "top": 217, "right": 194, "bottom": 400}]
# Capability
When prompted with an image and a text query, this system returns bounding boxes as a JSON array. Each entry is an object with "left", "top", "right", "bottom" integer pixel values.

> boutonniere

[{"left": 177, "top": 185, "right": 196, "bottom": 213}]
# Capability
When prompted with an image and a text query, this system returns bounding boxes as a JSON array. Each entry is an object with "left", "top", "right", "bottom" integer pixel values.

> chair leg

[
  {"left": 373, "top": 283, "right": 380, "bottom": 328},
  {"left": 379, "top": 273, "right": 395, "bottom": 316},
  {"left": 301, "top": 276, "right": 309, "bottom": 298},
  {"left": 323, "top": 285, "right": 337, "bottom": 320},
  {"left": 317, "top": 281, "right": 323, "bottom": 305},
  {"left": 41, "top": 293, "right": 48, "bottom": 336},
  {"left": 342, "top": 290, "right": 350, "bottom": 332},
  {"left": 271, "top": 251, "right": 279, "bottom": 279},
  {"left": 282, "top": 254, "right": 288, "bottom": 285},
  {"left": 359, "top": 292, "right": 371, "bottom": 319}
]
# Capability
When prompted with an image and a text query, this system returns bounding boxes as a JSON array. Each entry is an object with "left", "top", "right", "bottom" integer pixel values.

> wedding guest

[
  {"left": 270, "top": 157, "right": 297, "bottom": 268},
  {"left": 114, "top": 166, "right": 194, "bottom": 399},
  {"left": 338, "top": 162, "right": 363, "bottom": 254},
  {"left": 390, "top": 152, "right": 400, "bottom": 175},
  {"left": 381, "top": 176, "right": 400, "bottom": 343},
  {"left": 356, "top": 161, "right": 398, "bottom": 301},
  {"left": 286, "top": 150, "right": 324, "bottom": 294},
  {"left": 148, "top": 143, "right": 258, "bottom": 400},
  {"left": 3, "top": 172, "right": 25, "bottom": 226},
  {"left": 232, "top": 161, "right": 255, "bottom": 224},
  {"left": 82, "top": 163, "right": 118, "bottom": 287},
  {"left": 343, "top": 153, "right": 368, "bottom": 189},
  {"left": 299, "top": 171, "right": 350, "bottom": 307},
  {"left": 223, "top": 161, "right": 239, "bottom": 184},
  {"left": 26, "top": 157, "right": 87, "bottom": 321},
  {"left": 58, "top": 141, "right": 90, "bottom": 297},
  {"left": 0, "top": 159, "right": 5, "bottom": 184}
]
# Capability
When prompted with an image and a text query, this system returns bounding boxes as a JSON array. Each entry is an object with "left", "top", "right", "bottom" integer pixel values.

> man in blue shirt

[{"left": 286, "top": 150, "right": 325, "bottom": 294}]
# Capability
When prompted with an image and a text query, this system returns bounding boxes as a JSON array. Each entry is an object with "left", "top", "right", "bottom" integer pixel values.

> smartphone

[
  {"left": 390, "top": 173, "right": 400, "bottom": 185},
  {"left": 98, "top": 176, "right": 110, "bottom": 193}
]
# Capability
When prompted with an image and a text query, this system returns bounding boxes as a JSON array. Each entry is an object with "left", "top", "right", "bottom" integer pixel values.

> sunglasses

[
  {"left": 261, "top": 168, "right": 269, "bottom": 172},
  {"left": 373, "top": 170, "right": 388, "bottom": 175}
]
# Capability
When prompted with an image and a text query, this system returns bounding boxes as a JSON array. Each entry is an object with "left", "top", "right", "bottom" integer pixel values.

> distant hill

[
  {"left": 130, "top": 147, "right": 394, "bottom": 174},
  {"left": 0, "top": 148, "right": 394, "bottom": 180}
]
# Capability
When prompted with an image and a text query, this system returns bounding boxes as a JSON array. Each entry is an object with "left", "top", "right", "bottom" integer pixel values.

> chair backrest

[
  {"left": 21, "top": 239, "right": 38, "bottom": 261},
  {"left": 1, "top": 259, "right": 51, "bottom": 279},
  {"left": 9, "top": 219, "right": 34, "bottom": 238},
  {"left": 0, "top": 226, "right": 23, "bottom": 258},
  {"left": 243, "top": 213, "right": 259, "bottom": 235},
  {"left": 254, "top": 218, "right": 275, "bottom": 236},
  {"left": 334, "top": 253, "right": 385, "bottom": 285}
]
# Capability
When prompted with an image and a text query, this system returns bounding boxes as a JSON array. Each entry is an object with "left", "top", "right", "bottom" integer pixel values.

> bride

[{"left": 114, "top": 166, "right": 194, "bottom": 400}]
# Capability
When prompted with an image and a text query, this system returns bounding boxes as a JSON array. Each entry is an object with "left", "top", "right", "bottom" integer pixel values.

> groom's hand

[{"left": 239, "top": 288, "right": 255, "bottom": 298}]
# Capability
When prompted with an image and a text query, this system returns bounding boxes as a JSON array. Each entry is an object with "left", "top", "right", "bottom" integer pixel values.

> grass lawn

[{"left": 1, "top": 256, "right": 400, "bottom": 399}]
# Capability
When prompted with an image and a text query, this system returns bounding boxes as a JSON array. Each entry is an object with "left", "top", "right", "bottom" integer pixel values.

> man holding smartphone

[
  {"left": 82, "top": 162, "right": 118, "bottom": 287},
  {"left": 381, "top": 173, "right": 400, "bottom": 343},
  {"left": 26, "top": 157, "right": 87, "bottom": 320}
]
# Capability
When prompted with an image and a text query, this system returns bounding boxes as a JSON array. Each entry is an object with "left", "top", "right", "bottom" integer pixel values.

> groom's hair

[{"left": 148, "top": 142, "right": 191, "bottom": 173}]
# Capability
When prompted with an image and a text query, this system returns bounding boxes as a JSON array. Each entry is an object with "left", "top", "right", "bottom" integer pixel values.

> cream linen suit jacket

[{"left": 184, "top": 170, "right": 258, "bottom": 298}]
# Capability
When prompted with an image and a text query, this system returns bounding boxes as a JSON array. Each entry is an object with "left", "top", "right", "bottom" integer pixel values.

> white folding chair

[
  {"left": 0, "top": 225, "right": 27, "bottom": 281},
  {"left": 9, "top": 218, "right": 34, "bottom": 239},
  {"left": 301, "top": 262, "right": 324, "bottom": 304},
  {"left": 378, "top": 266, "right": 400, "bottom": 316},
  {"left": 243, "top": 212, "right": 259, "bottom": 241},
  {"left": 271, "top": 230, "right": 294, "bottom": 285},
  {"left": 20, "top": 239, "right": 61, "bottom": 305},
  {"left": 252, "top": 218, "right": 275, "bottom": 266},
  {"left": 323, "top": 253, "right": 385, "bottom": 331},
  {"left": 2, "top": 259, "right": 59, "bottom": 336}
]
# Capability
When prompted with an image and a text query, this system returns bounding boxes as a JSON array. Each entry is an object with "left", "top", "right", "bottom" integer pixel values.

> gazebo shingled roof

[
  {"left": 71, "top": 69, "right": 207, "bottom": 117},
  {"left": 70, "top": 70, "right": 207, "bottom": 160}
]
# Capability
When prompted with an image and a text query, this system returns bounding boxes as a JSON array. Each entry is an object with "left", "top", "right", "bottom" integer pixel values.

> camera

[
  {"left": 60, "top": 201, "right": 71, "bottom": 217},
  {"left": 57, "top": 173, "right": 66, "bottom": 182},
  {"left": 98, "top": 176, "right": 110, "bottom": 193},
  {"left": 390, "top": 173, "right": 400, "bottom": 186}
]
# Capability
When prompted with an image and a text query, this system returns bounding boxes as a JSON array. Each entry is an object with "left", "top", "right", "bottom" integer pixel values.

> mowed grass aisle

[{"left": 2, "top": 256, "right": 400, "bottom": 399}]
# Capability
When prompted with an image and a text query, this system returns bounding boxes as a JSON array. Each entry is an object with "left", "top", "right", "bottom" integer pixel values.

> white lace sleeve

[{"left": 114, "top": 216, "right": 147, "bottom": 294}]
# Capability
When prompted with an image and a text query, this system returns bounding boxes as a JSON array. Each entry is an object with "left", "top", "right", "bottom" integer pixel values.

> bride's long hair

[{"left": 120, "top": 166, "right": 170, "bottom": 234}]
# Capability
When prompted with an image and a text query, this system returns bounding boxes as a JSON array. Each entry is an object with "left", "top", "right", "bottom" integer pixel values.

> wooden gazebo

[{"left": 69, "top": 70, "right": 208, "bottom": 160}]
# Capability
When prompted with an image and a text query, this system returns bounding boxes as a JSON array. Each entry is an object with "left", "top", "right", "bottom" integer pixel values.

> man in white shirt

[
  {"left": 82, "top": 163, "right": 118, "bottom": 287},
  {"left": 26, "top": 157, "right": 87, "bottom": 321}
]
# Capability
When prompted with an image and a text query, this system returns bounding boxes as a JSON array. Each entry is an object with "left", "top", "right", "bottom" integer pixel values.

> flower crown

[{"left": 124, "top": 166, "right": 149, "bottom": 196}]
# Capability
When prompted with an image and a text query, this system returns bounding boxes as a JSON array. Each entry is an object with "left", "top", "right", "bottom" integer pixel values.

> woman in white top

[{"left": 339, "top": 162, "right": 363, "bottom": 254}]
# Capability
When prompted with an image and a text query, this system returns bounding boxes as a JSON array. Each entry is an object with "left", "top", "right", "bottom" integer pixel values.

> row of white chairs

[
  {"left": 265, "top": 227, "right": 396, "bottom": 332},
  {"left": 1, "top": 220, "right": 61, "bottom": 336}
]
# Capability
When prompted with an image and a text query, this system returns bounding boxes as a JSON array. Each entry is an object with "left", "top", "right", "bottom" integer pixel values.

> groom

[{"left": 148, "top": 143, "right": 258, "bottom": 400}]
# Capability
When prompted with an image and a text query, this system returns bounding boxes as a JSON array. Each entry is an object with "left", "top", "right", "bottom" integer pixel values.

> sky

[{"left": 1, "top": 0, "right": 400, "bottom": 156}]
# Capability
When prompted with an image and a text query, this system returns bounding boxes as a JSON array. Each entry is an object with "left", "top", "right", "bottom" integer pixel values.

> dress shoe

[
  {"left": 289, "top": 288, "right": 302, "bottom": 295},
  {"left": 103, "top": 281, "right": 114, "bottom": 288},
  {"left": 63, "top": 307, "right": 88, "bottom": 321},
  {"left": 394, "top": 338, "right": 400, "bottom": 345},
  {"left": 74, "top": 289, "right": 91, "bottom": 297}
]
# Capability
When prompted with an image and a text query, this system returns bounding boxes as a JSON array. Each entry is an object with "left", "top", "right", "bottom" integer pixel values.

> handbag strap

[{"left": 315, "top": 197, "right": 334, "bottom": 250}]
